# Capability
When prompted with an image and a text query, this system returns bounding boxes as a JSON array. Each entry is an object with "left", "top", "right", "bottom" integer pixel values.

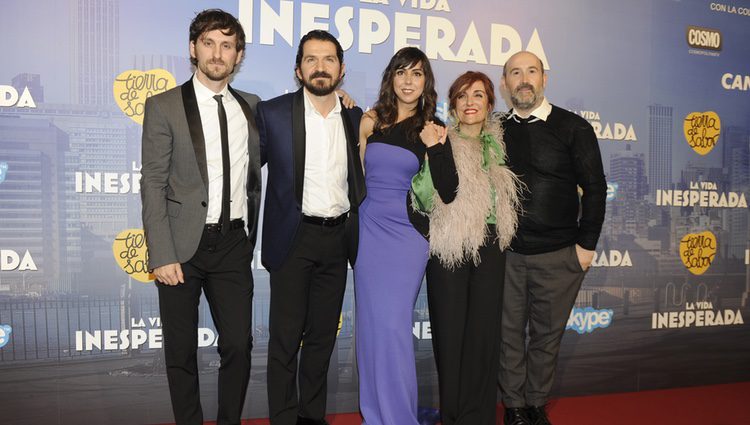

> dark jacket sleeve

[
  {"left": 255, "top": 101, "right": 268, "bottom": 167},
  {"left": 570, "top": 123, "right": 607, "bottom": 250},
  {"left": 426, "top": 138, "right": 458, "bottom": 204}
]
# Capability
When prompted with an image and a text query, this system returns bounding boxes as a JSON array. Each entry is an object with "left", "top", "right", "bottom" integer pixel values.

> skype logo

[{"left": 0, "top": 325, "right": 12, "bottom": 348}]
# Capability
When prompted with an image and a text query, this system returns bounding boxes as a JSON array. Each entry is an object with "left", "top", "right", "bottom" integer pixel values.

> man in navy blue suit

[{"left": 255, "top": 30, "right": 365, "bottom": 425}]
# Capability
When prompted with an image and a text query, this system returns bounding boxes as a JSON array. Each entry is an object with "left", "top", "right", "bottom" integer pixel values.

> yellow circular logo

[
  {"left": 679, "top": 230, "right": 717, "bottom": 275},
  {"left": 113, "top": 69, "right": 176, "bottom": 125},
  {"left": 683, "top": 111, "right": 721, "bottom": 156},
  {"left": 112, "top": 229, "right": 154, "bottom": 282}
]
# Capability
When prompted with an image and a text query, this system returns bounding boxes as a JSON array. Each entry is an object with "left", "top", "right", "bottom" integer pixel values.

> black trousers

[
  {"left": 426, "top": 234, "right": 506, "bottom": 425},
  {"left": 157, "top": 226, "right": 254, "bottom": 425},
  {"left": 499, "top": 244, "right": 586, "bottom": 408},
  {"left": 267, "top": 221, "right": 348, "bottom": 425}
]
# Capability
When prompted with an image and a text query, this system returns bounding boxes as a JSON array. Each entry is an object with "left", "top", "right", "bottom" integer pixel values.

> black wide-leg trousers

[{"left": 426, "top": 235, "right": 506, "bottom": 425}]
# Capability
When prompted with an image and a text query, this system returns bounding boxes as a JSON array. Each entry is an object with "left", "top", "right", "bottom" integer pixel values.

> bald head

[
  {"left": 503, "top": 51, "right": 545, "bottom": 77},
  {"left": 500, "top": 50, "right": 547, "bottom": 116}
]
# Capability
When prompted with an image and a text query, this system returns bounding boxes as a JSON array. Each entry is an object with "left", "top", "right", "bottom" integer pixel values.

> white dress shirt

[
  {"left": 193, "top": 75, "right": 249, "bottom": 224},
  {"left": 301, "top": 90, "right": 350, "bottom": 218},
  {"left": 508, "top": 96, "right": 552, "bottom": 123}
]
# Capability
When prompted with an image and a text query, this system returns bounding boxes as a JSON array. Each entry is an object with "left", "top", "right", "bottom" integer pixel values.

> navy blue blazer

[{"left": 256, "top": 88, "right": 365, "bottom": 271}]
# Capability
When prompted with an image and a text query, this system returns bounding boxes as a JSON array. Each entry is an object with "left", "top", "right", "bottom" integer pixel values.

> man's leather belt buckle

[
  {"left": 204, "top": 219, "right": 245, "bottom": 233},
  {"left": 302, "top": 213, "right": 348, "bottom": 227}
]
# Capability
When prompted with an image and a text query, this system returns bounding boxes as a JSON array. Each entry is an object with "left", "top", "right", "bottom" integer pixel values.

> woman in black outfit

[{"left": 412, "top": 71, "right": 522, "bottom": 425}]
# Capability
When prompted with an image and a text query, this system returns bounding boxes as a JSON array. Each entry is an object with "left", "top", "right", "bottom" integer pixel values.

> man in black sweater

[{"left": 498, "top": 51, "right": 607, "bottom": 425}]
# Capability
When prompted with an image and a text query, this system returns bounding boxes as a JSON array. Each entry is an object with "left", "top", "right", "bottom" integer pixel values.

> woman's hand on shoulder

[
  {"left": 336, "top": 89, "right": 357, "bottom": 109},
  {"left": 420, "top": 121, "right": 447, "bottom": 147}
]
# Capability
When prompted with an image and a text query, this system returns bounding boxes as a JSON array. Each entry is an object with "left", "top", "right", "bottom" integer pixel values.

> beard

[
  {"left": 302, "top": 71, "right": 342, "bottom": 96},
  {"left": 510, "top": 83, "right": 539, "bottom": 110},
  {"left": 199, "top": 59, "right": 234, "bottom": 82}
]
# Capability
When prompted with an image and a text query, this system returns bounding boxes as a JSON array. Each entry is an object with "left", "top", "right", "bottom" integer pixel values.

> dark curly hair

[
  {"left": 294, "top": 30, "right": 345, "bottom": 86},
  {"left": 189, "top": 9, "right": 246, "bottom": 66},
  {"left": 372, "top": 47, "right": 437, "bottom": 142}
]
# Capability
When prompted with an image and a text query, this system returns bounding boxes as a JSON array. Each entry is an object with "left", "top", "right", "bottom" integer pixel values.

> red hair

[{"left": 447, "top": 71, "right": 495, "bottom": 113}]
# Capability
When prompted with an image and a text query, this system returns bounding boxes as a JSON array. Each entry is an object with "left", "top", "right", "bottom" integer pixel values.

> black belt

[
  {"left": 302, "top": 212, "right": 348, "bottom": 227},
  {"left": 204, "top": 219, "right": 244, "bottom": 233}
]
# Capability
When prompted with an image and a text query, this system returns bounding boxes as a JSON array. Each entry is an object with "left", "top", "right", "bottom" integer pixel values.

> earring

[{"left": 450, "top": 110, "right": 460, "bottom": 130}]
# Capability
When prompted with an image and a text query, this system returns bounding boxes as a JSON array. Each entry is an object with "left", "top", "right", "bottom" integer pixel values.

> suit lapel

[
  {"left": 228, "top": 85, "right": 257, "bottom": 131},
  {"left": 292, "top": 89, "right": 306, "bottom": 207},
  {"left": 181, "top": 80, "right": 209, "bottom": 190},
  {"left": 228, "top": 86, "right": 260, "bottom": 193},
  {"left": 340, "top": 101, "right": 366, "bottom": 208},
  {"left": 291, "top": 91, "right": 365, "bottom": 211}
]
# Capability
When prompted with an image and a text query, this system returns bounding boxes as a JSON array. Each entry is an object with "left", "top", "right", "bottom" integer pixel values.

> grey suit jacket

[{"left": 140, "top": 78, "right": 262, "bottom": 270}]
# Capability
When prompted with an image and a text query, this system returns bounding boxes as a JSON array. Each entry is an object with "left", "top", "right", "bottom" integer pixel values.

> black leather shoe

[
  {"left": 504, "top": 407, "right": 531, "bottom": 425},
  {"left": 296, "top": 416, "right": 329, "bottom": 425},
  {"left": 526, "top": 405, "right": 551, "bottom": 425}
]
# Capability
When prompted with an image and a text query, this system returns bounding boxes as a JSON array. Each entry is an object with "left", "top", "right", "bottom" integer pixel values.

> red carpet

[
  {"left": 191, "top": 381, "right": 750, "bottom": 425},
  {"left": 525, "top": 382, "right": 750, "bottom": 425}
]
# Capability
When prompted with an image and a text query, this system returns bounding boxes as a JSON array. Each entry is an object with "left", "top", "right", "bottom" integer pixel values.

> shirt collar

[
  {"left": 192, "top": 74, "right": 231, "bottom": 103},
  {"left": 303, "top": 88, "right": 341, "bottom": 118},
  {"left": 509, "top": 97, "right": 552, "bottom": 123}
]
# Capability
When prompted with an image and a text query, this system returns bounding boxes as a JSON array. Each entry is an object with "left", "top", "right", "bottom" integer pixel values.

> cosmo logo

[
  {"left": 686, "top": 26, "right": 722, "bottom": 51},
  {"left": 566, "top": 307, "right": 613, "bottom": 334}
]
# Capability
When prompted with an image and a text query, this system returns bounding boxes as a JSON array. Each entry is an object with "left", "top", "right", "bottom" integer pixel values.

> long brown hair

[{"left": 372, "top": 47, "right": 437, "bottom": 142}]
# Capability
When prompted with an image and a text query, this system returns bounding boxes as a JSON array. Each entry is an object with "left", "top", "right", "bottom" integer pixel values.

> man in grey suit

[{"left": 140, "top": 9, "right": 261, "bottom": 425}]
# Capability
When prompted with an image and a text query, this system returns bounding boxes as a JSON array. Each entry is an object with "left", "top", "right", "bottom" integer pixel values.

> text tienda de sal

[{"left": 238, "top": 0, "right": 549, "bottom": 67}]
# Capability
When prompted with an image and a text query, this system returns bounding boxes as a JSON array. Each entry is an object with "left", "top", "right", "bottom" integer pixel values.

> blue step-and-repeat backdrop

[{"left": 1, "top": 0, "right": 749, "bottom": 423}]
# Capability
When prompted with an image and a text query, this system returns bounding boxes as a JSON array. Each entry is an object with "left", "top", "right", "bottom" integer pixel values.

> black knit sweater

[{"left": 503, "top": 105, "right": 606, "bottom": 255}]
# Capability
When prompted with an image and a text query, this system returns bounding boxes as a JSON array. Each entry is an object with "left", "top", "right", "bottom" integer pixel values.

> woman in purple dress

[{"left": 354, "top": 47, "right": 457, "bottom": 425}]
